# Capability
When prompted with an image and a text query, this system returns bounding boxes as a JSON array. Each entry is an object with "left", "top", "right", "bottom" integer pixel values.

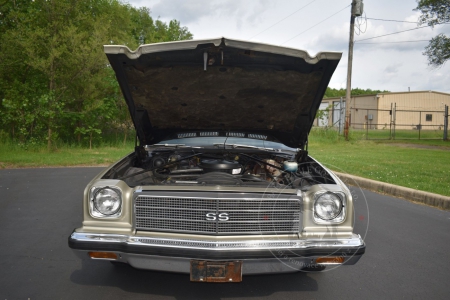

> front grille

[{"left": 134, "top": 192, "right": 302, "bottom": 235}]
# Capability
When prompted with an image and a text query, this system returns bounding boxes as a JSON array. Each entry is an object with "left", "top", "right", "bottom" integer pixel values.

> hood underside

[{"left": 105, "top": 37, "right": 341, "bottom": 148}]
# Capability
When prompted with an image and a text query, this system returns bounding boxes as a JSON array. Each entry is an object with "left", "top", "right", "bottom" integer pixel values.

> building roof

[{"left": 322, "top": 90, "right": 450, "bottom": 101}]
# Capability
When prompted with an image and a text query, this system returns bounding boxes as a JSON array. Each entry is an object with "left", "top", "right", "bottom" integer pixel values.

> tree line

[
  {"left": 324, "top": 87, "right": 389, "bottom": 98},
  {"left": 0, "top": 0, "right": 192, "bottom": 150}
]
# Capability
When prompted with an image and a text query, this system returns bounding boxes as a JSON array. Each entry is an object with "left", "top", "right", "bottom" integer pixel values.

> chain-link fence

[
  {"left": 393, "top": 108, "right": 446, "bottom": 139},
  {"left": 322, "top": 103, "right": 449, "bottom": 140},
  {"left": 350, "top": 107, "right": 393, "bottom": 139}
]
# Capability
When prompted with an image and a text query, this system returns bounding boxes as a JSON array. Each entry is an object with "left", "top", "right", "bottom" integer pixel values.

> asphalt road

[{"left": 0, "top": 167, "right": 449, "bottom": 299}]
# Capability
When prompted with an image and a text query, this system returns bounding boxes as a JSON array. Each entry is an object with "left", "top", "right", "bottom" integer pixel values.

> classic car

[{"left": 68, "top": 37, "right": 365, "bottom": 282}]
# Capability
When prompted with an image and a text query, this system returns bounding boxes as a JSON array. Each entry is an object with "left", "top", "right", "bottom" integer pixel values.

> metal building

[{"left": 316, "top": 91, "right": 450, "bottom": 131}]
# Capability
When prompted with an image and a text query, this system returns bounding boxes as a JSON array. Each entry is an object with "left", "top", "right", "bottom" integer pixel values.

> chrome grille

[{"left": 134, "top": 192, "right": 302, "bottom": 235}]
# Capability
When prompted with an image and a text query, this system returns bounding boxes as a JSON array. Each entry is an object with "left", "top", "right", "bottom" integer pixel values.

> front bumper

[{"left": 69, "top": 231, "right": 365, "bottom": 274}]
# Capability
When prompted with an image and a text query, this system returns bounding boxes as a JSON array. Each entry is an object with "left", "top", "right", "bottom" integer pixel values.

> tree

[
  {"left": 0, "top": 0, "right": 130, "bottom": 149},
  {"left": 0, "top": 0, "right": 193, "bottom": 149},
  {"left": 415, "top": 0, "right": 450, "bottom": 67},
  {"left": 324, "top": 87, "right": 389, "bottom": 98},
  {"left": 315, "top": 104, "right": 331, "bottom": 126},
  {"left": 127, "top": 7, "right": 192, "bottom": 45}
]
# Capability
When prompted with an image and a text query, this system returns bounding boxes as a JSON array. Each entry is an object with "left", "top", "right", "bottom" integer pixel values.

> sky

[{"left": 125, "top": 0, "right": 450, "bottom": 93}]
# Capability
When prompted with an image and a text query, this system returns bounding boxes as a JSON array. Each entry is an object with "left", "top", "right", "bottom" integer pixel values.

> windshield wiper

[
  {"left": 153, "top": 144, "right": 185, "bottom": 148},
  {"left": 213, "top": 143, "right": 274, "bottom": 151},
  {"left": 148, "top": 144, "right": 202, "bottom": 149}
]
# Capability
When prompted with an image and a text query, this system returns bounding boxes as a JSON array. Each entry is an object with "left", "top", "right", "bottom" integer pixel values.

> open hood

[{"left": 105, "top": 37, "right": 341, "bottom": 149}]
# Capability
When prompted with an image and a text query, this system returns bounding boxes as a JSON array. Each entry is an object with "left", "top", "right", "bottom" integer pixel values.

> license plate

[{"left": 190, "top": 260, "right": 243, "bottom": 282}]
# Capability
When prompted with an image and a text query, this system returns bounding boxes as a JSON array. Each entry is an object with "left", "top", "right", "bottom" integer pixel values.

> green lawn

[
  {"left": 0, "top": 143, "right": 132, "bottom": 169},
  {"left": 308, "top": 128, "right": 450, "bottom": 196},
  {"left": 349, "top": 129, "right": 445, "bottom": 140}
]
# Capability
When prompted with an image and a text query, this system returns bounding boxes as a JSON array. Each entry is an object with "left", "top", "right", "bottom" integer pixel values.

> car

[{"left": 68, "top": 37, "right": 365, "bottom": 282}]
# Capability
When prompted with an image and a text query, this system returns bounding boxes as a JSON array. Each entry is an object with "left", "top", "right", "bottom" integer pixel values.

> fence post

[
  {"left": 393, "top": 103, "right": 396, "bottom": 140},
  {"left": 419, "top": 111, "right": 421, "bottom": 140},
  {"left": 390, "top": 103, "right": 393, "bottom": 139},
  {"left": 366, "top": 109, "right": 369, "bottom": 140},
  {"left": 339, "top": 97, "right": 344, "bottom": 135},
  {"left": 444, "top": 105, "right": 448, "bottom": 141}
]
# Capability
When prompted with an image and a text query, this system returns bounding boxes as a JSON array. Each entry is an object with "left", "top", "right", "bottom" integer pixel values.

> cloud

[
  {"left": 416, "top": 69, "right": 450, "bottom": 93},
  {"left": 305, "top": 23, "right": 349, "bottom": 53},
  {"left": 384, "top": 63, "right": 402, "bottom": 76},
  {"left": 150, "top": 0, "right": 221, "bottom": 24},
  {"left": 150, "top": 0, "right": 275, "bottom": 29}
]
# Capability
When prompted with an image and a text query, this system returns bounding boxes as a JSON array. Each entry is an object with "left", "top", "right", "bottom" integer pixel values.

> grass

[
  {"left": 0, "top": 129, "right": 449, "bottom": 196},
  {"left": 308, "top": 128, "right": 450, "bottom": 196},
  {"left": 349, "top": 129, "right": 446, "bottom": 140},
  {"left": 0, "top": 142, "right": 133, "bottom": 169}
]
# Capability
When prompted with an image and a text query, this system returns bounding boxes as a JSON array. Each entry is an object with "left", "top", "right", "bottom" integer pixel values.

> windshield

[{"left": 155, "top": 137, "right": 297, "bottom": 151}]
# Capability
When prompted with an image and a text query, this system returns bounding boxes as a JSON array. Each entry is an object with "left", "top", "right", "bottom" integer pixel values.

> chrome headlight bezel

[
  {"left": 89, "top": 186, "right": 123, "bottom": 218},
  {"left": 313, "top": 191, "right": 346, "bottom": 224}
]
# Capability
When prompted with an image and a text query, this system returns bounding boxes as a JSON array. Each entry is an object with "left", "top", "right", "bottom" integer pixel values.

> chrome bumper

[{"left": 69, "top": 231, "right": 365, "bottom": 274}]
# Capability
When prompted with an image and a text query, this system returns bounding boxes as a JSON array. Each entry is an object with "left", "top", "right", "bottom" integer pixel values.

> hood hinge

[
  {"left": 295, "top": 139, "right": 308, "bottom": 163},
  {"left": 135, "top": 145, "right": 148, "bottom": 164},
  {"left": 296, "top": 149, "right": 308, "bottom": 163}
]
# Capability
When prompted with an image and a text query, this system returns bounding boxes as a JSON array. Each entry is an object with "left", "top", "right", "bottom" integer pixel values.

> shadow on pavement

[{"left": 70, "top": 259, "right": 319, "bottom": 299}]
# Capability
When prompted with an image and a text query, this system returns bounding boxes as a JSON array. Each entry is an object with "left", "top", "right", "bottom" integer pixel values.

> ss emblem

[{"left": 206, "top": 212, "right": 229, "bottom": 221}]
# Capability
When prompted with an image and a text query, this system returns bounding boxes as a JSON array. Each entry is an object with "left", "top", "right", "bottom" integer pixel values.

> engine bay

[{"left": 103, "top": 146, "right": 335, "bottom": 189}]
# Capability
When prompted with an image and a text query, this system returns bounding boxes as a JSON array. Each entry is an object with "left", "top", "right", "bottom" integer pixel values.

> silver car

[{"left": 68, "top": 37, "right": 365, "bottom": 282}]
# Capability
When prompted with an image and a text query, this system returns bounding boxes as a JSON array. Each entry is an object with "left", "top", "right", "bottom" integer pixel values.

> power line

[
  {"left": 356, "top": 39, "right": 429, "bottom": 44},
  {"left": 355, "top": 22, "right": 449, "bottom": 43},
  {"left": 355, "top": 25, "right": 432, "bottom": 42},
  {"left": 355, "top": 12, "right": 368, "bottom": 36},
  {"left": 366, "top": 17, "right": 418, "bottom": 24},
  {"left": 281, "top": 4, "right": 351, "bottom": 45},
  {"left": 249, "top": 0, "right": 319, "bottom": 40}
]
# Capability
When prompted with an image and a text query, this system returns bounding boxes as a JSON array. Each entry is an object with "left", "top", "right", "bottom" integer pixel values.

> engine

[
  {"left": 108, "top": 146, "right": 334, "bottom": 188},
  {"left": 199, "top": 159, "right": 242, "bottom": 174}
]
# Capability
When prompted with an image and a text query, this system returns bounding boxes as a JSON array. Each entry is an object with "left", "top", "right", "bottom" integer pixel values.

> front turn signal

[{"left": 316, "top": 256, "right": 345, "bottom": 264}]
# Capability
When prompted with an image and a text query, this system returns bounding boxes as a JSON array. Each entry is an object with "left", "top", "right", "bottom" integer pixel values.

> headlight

[
  {"left": 90, "top": 187, "right": 122, "bottom": 217},
  {"left": 313, "top": 192, "right": 345, "bottom": 222}
]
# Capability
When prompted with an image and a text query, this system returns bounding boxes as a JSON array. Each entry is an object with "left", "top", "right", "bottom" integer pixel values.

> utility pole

[{"left": 344, "top": 0, "right": 363, "bottom": 140}]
